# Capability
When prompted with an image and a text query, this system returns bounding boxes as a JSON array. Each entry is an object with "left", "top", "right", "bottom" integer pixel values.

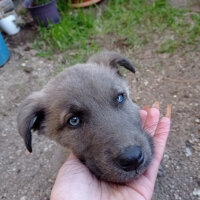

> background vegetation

[{"left": 34, "top": 0, "right": 200, "bottom": 64}]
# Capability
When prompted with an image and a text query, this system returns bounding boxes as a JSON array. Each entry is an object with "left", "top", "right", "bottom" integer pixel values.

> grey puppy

[{"left": 17, "top": 51, "right": 153, "bottom": 183}]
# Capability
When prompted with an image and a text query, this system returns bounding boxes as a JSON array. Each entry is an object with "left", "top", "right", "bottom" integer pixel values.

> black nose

[{"left": 116, "top": 146, "right": 144, "bottom": 172}]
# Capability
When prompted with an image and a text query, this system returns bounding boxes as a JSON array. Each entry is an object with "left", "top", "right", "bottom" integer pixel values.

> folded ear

[
  {"left": 87, "top": 50, "right": 135, "bottom": 75},
  {"left": 17, "top": 91, "right": 46, "bottom": 153}
]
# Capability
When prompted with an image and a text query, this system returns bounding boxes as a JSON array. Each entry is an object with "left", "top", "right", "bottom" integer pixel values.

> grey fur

[{"left": 17, "top": 51, "right": 153, "bottom": 183}]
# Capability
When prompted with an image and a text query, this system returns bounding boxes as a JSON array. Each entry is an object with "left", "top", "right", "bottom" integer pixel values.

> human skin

[{"left": 51, "top": 103, "right": 171, "bottom": 200}]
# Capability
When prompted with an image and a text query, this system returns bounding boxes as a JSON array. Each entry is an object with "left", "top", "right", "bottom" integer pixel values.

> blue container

[{"left": 0, "top": 33, "right": 10, "bottom": 67}]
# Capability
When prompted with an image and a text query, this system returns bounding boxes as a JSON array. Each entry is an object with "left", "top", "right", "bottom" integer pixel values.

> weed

[
  {"left": 35, "top": 50, "right": 53, "bottom": 59},
  {"left": 36, "top": 2, "right": 98, "bottom": 55},
  {"left": 55, "top": 64, "right": 67, "bottom": 75},
  {"left": 18, "top": 9, "right": 28, "bottom": 16},
  {"left": 158, "top": 39, "right": 179, "bottom": 53}
]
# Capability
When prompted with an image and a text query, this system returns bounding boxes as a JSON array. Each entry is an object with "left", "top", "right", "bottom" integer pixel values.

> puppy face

[{"left": 17, "top": 51, "right": 153, "bottom": 183}]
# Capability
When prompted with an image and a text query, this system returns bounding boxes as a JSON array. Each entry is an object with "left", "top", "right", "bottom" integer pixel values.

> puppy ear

[
  {"left": 17, "top": 92, "right": 46, "bottom": 153},
  {"left": 88, "top": 50, "right": 135, "bottom": 74}
]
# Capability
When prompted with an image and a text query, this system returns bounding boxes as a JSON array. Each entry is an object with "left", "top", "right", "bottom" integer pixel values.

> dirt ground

[{"left": 0, "top": 22, "right": 200, "bottom": 200}]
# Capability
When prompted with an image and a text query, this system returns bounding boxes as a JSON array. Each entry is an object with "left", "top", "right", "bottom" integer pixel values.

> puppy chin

[
  {"left": 87, "top": 158, "right": 152, "bottom": 183},
  {"left": 85, "top": 160, "right": 103, "bottom": 178}
]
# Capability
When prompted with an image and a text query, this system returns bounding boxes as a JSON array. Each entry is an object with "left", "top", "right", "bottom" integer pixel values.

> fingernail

[
  {"left": 153, "top": 101, "right": 160, "bottom": 110},
  {"left": 166, "top": 104, "right": 171, "bottom": 119},
  {"left": 142, "top": 105, "right": 150, "bottom": 111},
  {"left": 25, "top": 149, "right": 30, "bottom": 156}
]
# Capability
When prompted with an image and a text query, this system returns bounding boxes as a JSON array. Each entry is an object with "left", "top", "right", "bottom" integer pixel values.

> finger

[
  {"left": 67, "top": 152, "right": 79, "bottom": 161},
  {"left": 143, "top": 103, "right": 160, "bottom": 136},
  {"left": 154, "top": 117, "right": 170, "bottom": 149},
  {"left": 25, "top": 149, "right": 31, "bottom": 156},
  {"left": 142, "top": 105, "right": 150, "bottom": 112},
  {"left": 153, "top": 101, "right": 159, "bottom": 110},
  {"left": 139, "top": 110, "right": 147, "bottom": 129},
  {"left": 132, "top": 104, "right": 171, "bottom": 187},
  {"left": 166, "top": 104, "right": 171, "bottom": 119},
  {"left": 143, "top": 116, "right": 170, "bottom": 182},
  {"left": 154, "top": 116, "right": 170, "bottom": 146}
]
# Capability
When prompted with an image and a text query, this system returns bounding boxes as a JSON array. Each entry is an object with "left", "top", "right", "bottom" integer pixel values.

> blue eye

[
  {"left": 117, "top": 94, "right": 124, "bottom": 104},
  {"left": 68, "top": 116, "right": 80, "bottom": 126}
]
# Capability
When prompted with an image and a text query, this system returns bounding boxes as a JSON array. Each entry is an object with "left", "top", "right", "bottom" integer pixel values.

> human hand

[{"left": 50, "top": 102, "right": 171, "bottom": 200}]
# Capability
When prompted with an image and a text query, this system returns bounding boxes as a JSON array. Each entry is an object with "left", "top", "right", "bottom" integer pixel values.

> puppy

[{"left": 17, "top": 51, "right": 153, "bottom": 183}]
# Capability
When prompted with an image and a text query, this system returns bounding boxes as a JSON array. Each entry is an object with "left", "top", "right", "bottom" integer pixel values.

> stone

[
  {"left": 185, "top": 147, "right": 192, "bottom": 157},
  {"left": 195, "top": 118, "right": 200, "bottom": 124},
  {"left": 193, "top": 188, "right": 200, "bottom": 197}
]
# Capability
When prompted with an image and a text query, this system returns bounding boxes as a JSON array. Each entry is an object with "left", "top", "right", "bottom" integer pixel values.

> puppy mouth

[
  {"left": 112, "top": 156, "right": 151, "bottom": 182},
  {"left": 78, "top": 136, "right": 153, "bottom": 183},
  {"left": 82, "top": 155, "right": 150, "bottom": 183}
]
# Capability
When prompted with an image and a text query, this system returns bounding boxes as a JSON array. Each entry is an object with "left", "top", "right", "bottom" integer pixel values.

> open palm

[{"left": 51, "top": 103, "right": 171, "bottom": 200}]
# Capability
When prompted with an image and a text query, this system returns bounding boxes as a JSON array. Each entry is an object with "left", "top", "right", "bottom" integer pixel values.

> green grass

[
  {"left": 35, "top": 1, "right": 99, "bottom": 64},
  {"left": 38, "top": 10, "right": 94, "bottom": 51},
  {"left": 35, "top": 0, "right": 200, "bottom": 62},
  {"left": 100, "top": 0, "right": 200, "bottom": 53}
]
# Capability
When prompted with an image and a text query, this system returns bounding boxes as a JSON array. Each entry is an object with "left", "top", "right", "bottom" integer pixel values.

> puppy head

[{"left": 17, "top": 51, "right": 153, "bottom": 183}]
